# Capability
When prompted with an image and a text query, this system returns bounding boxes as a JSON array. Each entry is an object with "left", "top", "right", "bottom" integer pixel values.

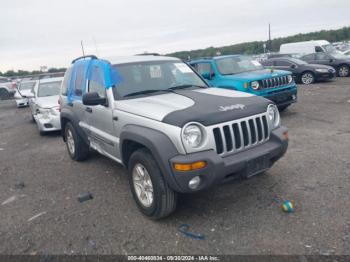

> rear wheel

[
  {"left": 65, "top": 122, "right": 89, "bottom": 161},
  {"left": 128, "top": 148, "right": 177, "bottom": 219},
  {"left": 300, "top": 72, "right": 315, "bottom": 85},
  {"left": 337, "top": 65, "right": 349, "bottom": 77},
  {"left": 0, "top": 89, "right": 10, "bottom": 100}
]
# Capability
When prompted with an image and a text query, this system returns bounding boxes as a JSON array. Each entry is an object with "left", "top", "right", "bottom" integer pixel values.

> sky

[{"left": 0, "top": 0, "right": 349, "bottom": 72}]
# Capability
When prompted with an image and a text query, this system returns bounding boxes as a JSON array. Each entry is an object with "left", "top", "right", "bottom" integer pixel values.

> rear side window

[
  {"left": 315, "top": 46, "right": 323, "bottom": 52},
  {"left": 302, "top": 54, "right": 315, "bottom": 61},
  {"left": 275, "top": 60, "right": 291, "bottom": 66},
  {"left": 61, "top": 67, "right": 72, "bottom": 96},
  {"left": 195, "top": 63, "right": 213, "bottom": 74},
  {"left": 74, "top": 65, "right": 85, "bottom": 96}
]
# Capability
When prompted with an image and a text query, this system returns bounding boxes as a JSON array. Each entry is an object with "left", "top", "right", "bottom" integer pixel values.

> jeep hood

[
  {"left": 116, "top": 88, "right": 271, "bottom": 127},
  {"left": 224, "top": 69, "right": 290, "bottom": 81},
  {"left": 36, "top": 95, "right": 59, "bottom": 109}
]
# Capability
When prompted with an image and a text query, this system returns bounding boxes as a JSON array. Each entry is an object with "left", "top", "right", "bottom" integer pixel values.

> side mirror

[
  {"left": 82, "top": 92, "right": 107, "bottom": 106},
  {"left": 329, "top": 59, "right": 334, "bottom": 63},
  {"left": 201, "top": 72, "right": 214, "bottom": 80},
  {"left": 290, "top": 64, "right": 297, "bottom": 69}
]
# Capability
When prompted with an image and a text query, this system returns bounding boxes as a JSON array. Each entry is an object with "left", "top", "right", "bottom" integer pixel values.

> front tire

[
  {"left": 300, "top": 72, "right": 315, "bottom": 85},
  {"left": 128, "top": 148, "right": 177, "bottom": 219},
  {"left": 65, "top": 122, "right": 89, "bottom": 161},
  {"left": 278, "top": 105, "right": 289, "bottom": 112},
  {"left": 337, "top": 65, "right": 350, "bottom": 77}
]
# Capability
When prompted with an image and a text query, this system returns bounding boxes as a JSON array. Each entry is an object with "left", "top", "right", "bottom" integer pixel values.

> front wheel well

[
  {"left": 60, "top": 117, "right": 69, "bottom": 141},
  {"left": 122, "top": 140, "right": 147, "bottom": 168}
]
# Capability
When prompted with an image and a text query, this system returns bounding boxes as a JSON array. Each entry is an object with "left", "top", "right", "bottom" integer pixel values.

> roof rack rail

[
  {"left": 192, "top": 57, "right": 213, "bottom": 60},
  {"left": 71, "top": 55, "right": 98, "bottom": 64}
]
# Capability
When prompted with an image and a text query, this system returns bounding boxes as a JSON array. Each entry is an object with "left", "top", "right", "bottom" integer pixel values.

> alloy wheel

[{"left": 132, "top": 163, "right": 154, "bottom": 208}]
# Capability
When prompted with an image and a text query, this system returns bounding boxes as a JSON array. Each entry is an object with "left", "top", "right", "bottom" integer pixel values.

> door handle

[{"left": 85, "top": 107, "right": 92, "bottom": 113}]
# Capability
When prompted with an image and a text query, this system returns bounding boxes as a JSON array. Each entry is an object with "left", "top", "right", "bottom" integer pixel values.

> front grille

[
  {"left": 212, "top": 113, "right": 269, "bottom": 156},
  {"left": 260, "top": 76, "right": 289, "bottom": 89}
]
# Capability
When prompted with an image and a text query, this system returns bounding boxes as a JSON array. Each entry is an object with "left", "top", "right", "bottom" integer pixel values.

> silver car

[
  {"left": 29, "top": 77, "right": 63, "bottom": 134},
  {"left": 15, "top": 80, "right": 37, "bottom": 107}
]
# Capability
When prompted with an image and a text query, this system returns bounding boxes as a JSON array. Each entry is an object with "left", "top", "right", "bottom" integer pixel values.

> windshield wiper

[
  {"left": 123, "top": 89, "right": 165, "bottom": 97},
  {"left": 168, "top": 84, "right": 207, "bottom": 90}
]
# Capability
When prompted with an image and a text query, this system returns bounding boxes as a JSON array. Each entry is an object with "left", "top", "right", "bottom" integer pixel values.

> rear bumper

[
  {"left": 16, "top": 98, "right": 29, "bottom": 107},
  {"left": 169, "top": 127, "right": 288, "bottom": 193},
  {"left": 34, "top": 114, "right": 61, "bottom": 132}
]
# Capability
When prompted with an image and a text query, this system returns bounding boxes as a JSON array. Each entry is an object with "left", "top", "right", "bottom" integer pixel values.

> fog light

[
  {"left": 189, "top": 176, "right": 201, "bottom": 190},
  {"left": 283, "top": 131, "right": 289, "bottom": 140}
]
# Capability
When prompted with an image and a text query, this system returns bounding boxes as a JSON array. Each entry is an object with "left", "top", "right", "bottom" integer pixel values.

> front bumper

[
  {"left": 16, "top": 98, "right": 29, "bottom": 107},
  {"left": 263, "top": 87, "right": 297, "bottom": 107},
  {"left": 315, "top": 71, "right": 336, "bottom": 80},
  {"left": 169, "top": 127, "right": 288, "bottom": 193},
  {"left": 34, "top": 114, "right": 61, "bottom": 132}
]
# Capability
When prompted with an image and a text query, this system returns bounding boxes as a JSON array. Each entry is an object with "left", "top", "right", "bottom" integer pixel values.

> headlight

[
  {"left": 50, "top": 107, "right": 59, "bottom": 116},
  {"left": 251, "top": 81, "right": 260, "bottom": 90},
  {"left": 287, "top": 75, "right": 293, "bottom": 83},
  {"left": 267, "top": 104, "right": 281, "bottom": 129},
  {"left": 315, "top": 68, "right": 328, "bottom": 73},
  {"left": 182, "top": 124, "right": 203, "bottom": 148}
]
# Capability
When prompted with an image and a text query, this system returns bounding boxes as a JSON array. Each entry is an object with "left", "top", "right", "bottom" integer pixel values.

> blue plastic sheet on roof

[{"left": 67, "top": 58, "right": 122, "bottom": 103}]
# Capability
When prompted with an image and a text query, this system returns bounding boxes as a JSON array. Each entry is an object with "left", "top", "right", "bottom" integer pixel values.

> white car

[
  {"left": 29, "top": 77, "right": 63, "bottom": 135},
  {"left": 341, "top": 49, "right": 350, "bottom": 57},
  {"left": 15, "top": 80, "right": 38, "bottom": 107}
]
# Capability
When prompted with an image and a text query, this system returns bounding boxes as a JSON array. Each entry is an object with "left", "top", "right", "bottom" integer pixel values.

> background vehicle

[
  {"left": 29, "top": 77, "right": 63, "bottom": 135},
  {"left": 0, "top": 77, "right": 17, "bottom": 100},
  {"left": 60, "top": 55, "right": 289, "bottom": 219},
  {"left": 279, "top": 40, "right": 335, "bottom": 54},
  {"left": 300, "top": 52, "right": 350, "bottom": 77},
  {"left": 14, "top": 80, "right": 37, "bottom": 107},
  {"left": 189, "top": 55, "right": 297, "bottom": 111},
  {"left": 262, "top": 57, "right": 336, "bottom": 84},
  {"left": 341, "top": 49, "right": 350, "bottom": 57}
]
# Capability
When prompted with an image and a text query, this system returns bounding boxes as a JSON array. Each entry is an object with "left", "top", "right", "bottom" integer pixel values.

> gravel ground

[{"left": 0, "top": 78, "right": 349, "bottom": 255}]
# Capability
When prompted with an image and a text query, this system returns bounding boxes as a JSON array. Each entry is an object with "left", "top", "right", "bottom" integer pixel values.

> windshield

[
  {"left": 288, "top": 58, "right": 308, "bottom": 65},
  {"left": 330, "top": 53, "right": 350, "bottom": 60},
  {"left": 322, "top": 44, "right": 337, "bottom": 53},
  {"left": 112, "top": 61, "right": 208, "bottom": 98},
  {"left": 37, "top": 81, "right": 62, "bottom": 97},
  {"left": 216, "top": 56, "right": 264, "bottom": 75},
  {"left": 19, "top": 81, "right": 36, "bottom": 91}
]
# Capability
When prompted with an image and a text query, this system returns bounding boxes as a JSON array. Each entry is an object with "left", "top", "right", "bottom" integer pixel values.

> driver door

[{"left": 85, "top": 79, "right": 118, "bottom": 160}]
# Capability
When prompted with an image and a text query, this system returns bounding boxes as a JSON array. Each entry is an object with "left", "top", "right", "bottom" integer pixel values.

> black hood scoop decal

[{"left": 162, "top": 89, "right": 271, "bottom": 127}]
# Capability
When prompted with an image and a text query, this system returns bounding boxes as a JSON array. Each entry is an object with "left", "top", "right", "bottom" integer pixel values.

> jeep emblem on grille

[{"left": 219, "top": 104, "right": 245, "bottom": 112}]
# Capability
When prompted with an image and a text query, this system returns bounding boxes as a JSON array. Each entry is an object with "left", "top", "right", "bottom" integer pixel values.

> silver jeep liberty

[{"left": 60, "top": 55, "right": 289, "bottom": 219}]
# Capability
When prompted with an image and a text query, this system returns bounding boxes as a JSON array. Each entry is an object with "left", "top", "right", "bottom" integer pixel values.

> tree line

[
  {"left": 0, "top": 67, "right": 66, "bottom": 78},
  {"left": 167, "top": 26, "right": 350, "bottom": 60}
]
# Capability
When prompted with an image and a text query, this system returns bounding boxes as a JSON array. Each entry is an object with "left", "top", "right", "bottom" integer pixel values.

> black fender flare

[
  {"left": 60, "top": 110, "right": 89, "bottom": 145},
  {"left": 120, "top": 125, "right": 182, "bottom": 192}
]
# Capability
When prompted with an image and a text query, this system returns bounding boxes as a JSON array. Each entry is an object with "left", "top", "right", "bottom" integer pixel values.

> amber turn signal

[
  {"left": 244, "top": 82, "right": 248, "bottom": 89},
  {"left": 283, "top": 131, "right": 289, "bottom": 140},
  {"left": 173, "top": 161, "right": 207, "bottom": 171}
]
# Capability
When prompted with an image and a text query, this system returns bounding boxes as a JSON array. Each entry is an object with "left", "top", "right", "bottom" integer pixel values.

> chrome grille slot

[
  {"left": 211, "top": 113, "right": 270, "bottom": 156},
  {"left": 261, "top": 76, "right": 289, "bottom": 89}
]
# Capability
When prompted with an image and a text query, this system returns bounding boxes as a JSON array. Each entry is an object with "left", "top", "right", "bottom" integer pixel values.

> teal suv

[{"left": 189, "top": 55, "right": 298, "bottom": 111}]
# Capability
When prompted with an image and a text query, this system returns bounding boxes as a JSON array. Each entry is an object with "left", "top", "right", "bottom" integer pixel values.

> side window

[
  {"left": 74, "top": 65, "right": 85, "bottom": 96},
  {"left": 196, "top": 63, "right": 213, "bottom": 74},
  {"left": 61, "top": 67, "right": 72, "bottom": 96},
  {"left": 87, "top": 65, "right": 106, "bottom": 98},
  {"left": 315, "top": 46, "right": 323, "bottom": 52},
  {"left": 302, "top": 54, "right": 315, "bottom": 61},
  {"left": 262, "top": 60, "right": 273, "bottom": 66},
  {"left": 88, "top": 80, "right": 106, "bottom": 98},
  {"left": 275, "top": 60, "right": 291, "bottom": 66},
  {"left": 315, "top": 53, "right": 328, "bottom": 60}
]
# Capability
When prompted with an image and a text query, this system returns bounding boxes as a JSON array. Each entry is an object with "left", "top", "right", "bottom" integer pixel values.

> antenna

[
  {"left": 92, "top": 37, "right": 99, "bottom": 56},
  {"left": 80, "top": 40, "right": 86, "bottom": 57},
  {"left": 268, "top": 23, "right": 272, "bottom": 51}
]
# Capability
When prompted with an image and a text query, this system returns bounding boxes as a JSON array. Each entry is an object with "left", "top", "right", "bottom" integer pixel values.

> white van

[{"left": 280, "top": 40, "right": 336, "bottom": 55}]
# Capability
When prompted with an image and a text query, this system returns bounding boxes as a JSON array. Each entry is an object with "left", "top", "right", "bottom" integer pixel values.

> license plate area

[{"left": 245, "top": 155, "right": 270, "bottom": 178}]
